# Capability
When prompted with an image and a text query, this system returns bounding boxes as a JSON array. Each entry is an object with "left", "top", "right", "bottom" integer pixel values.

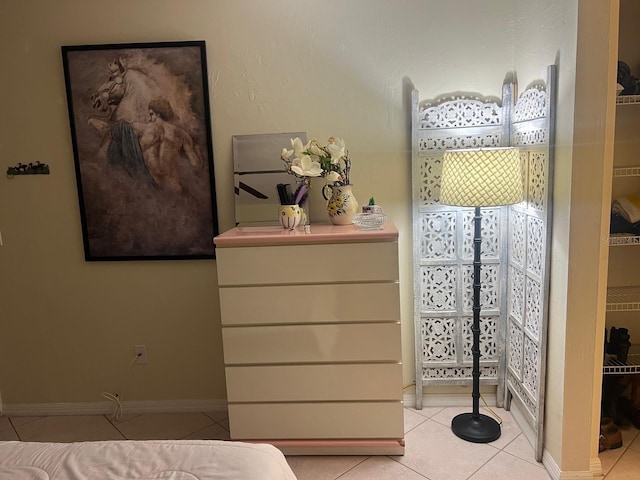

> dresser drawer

[
  {"left": 216, "top": 242, "right": 398, "bottom": 285},
  {"left": 228, "top": 402, "right": 404, "bottom": 440},
  {"left": 219, "top": 283, "right": 399, "bottom": 325},
  {"left": 222, "top": 323, "right": 401, "bottom": 364},
  {"left": 226, "top": 363, "right": 403, "bottom": 402}
]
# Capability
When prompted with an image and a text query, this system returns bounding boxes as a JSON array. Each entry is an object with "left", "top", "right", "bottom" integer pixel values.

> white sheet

[{"left": 0, "top": 440, "right": 297, "bottom": 480}]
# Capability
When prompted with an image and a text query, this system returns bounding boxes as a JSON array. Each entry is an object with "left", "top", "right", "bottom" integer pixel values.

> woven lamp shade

[{"left": 440, "top": 147, "right": 524, "bottom": 207}]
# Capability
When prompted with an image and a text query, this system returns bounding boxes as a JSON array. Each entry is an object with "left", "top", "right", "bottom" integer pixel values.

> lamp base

[{"left": 451, "top": 412, "right": 501, "bottom": 443}]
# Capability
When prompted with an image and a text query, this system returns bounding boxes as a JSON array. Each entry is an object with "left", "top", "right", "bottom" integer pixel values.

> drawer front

[
  {"left": 222, "top": 323, "right": 401, "bottom": 364},
  {"left": 228, "top": 402, "right": 404, "bottom": 439},
  {"left": 216, "top": 242, "right": 398, "bottom": 285},
  {"left": 219, "top": 283, "right": 400, "bottom": 325},
  {"left": 226, "top": 363, "right": 403, "bottom": 402}
]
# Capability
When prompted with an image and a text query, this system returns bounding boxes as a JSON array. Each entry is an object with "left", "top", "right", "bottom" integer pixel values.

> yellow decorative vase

[
  {"left": 325, "top": 184, "right": 358, "bottom": 225},
  {"left": 278, "top": 204, "right": 305, "bottom": 230}
]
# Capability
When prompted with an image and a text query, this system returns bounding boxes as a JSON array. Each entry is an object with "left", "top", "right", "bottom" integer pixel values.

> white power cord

[
  {"left": 481, "top": 393, "right": 504, "bottom": 425},
  {"left": 101, "top": 353, "right": 141, "bottom": 421}
]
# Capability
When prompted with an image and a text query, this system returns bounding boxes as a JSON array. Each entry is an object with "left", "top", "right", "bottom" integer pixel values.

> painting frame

[{"left": 61, "top": 40, "right": 218, "bottom": 261}]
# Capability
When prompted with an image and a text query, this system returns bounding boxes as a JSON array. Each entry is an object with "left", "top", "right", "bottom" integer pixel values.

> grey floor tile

[
  {"left": 113, "top": 412, "right": 214, "bottom": 440},
  {"left": 404, "top": 408, "right": 429, "bottom": 434},
  {"left": 0, "top": 417, "right": 13, "bottom": 432},
  {"left": 0, "top": 428, "right": 19, "bottom": 441},
  {"left": 285, "top": 455, "right": 368, "bottom": 480},
  {"left": 180, "top": 422, "right": 230, "bottom": 440},
  {"left": 203, "top": 410, "right": 229, "bottom": 423},
  {"left": 394, "top": 419, "right": 499, "bottom": 480},
  {"left": 339, "top": 456, "right": 428, "bottom": 479},
  {"left": 468, "top": 451, "right": 551, "bottom": 480},
  {"left": 603, "top": 446, "right": 640, "bottom": 479},
  {"left": 13, "top": 415, "right": 124, "bottom": 442}
]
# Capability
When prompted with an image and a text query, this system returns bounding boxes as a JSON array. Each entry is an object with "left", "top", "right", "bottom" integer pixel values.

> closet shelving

[
  {"left": 604, "top": 353, "right": 640, "bottom": 375},
  {"left": 606, "top": 286, "right": 640, "bottom": 311},
  {"left": 603, "top": 94, "right": 640, "bottom": 374},
  {"left": 616, "top": 94, "right": 640, "bottom": 105},
  {"left": 609, "top": 165, "right": 640, "bottom": 247}
]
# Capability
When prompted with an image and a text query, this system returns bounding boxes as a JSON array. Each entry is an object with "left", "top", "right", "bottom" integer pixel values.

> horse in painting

[{"left": 87, "top": 52, "right": 203, "bottom": 192}]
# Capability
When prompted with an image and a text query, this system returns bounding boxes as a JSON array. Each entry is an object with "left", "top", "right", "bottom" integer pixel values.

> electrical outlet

[{"left": 134, "top": 345, "right": 148, "bottom": 364}]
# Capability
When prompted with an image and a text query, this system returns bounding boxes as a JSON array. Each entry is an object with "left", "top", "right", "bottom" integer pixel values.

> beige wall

[
  {"left": 562, "top": 0, "right": 617, "bottom": 473},
  {"left": 0, "top": 0, "right": 519, "bottom": 405}
]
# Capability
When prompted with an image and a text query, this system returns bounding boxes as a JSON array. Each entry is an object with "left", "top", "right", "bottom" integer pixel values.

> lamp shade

[{"left": 440, "top": 147, "right": 524, "bottom": 207}]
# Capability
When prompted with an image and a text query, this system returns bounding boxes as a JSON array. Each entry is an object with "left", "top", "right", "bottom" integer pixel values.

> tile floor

[{"left": 0, "top": 406, "right": 638, "bottom": 479}]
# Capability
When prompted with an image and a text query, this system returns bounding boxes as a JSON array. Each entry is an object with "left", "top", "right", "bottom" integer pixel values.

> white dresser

[{"left": 214, "top": 222, "right": 404, "bottom": 455}]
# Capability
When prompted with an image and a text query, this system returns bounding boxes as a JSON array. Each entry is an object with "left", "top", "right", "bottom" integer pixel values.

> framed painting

[{"left": 61, "top": 41, "right": 218, "bottom": 261}]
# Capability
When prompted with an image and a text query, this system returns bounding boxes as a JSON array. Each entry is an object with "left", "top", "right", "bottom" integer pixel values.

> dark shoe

[
  {"left": 599, "top": 423, "right": 623, "bottom": 452},
  {"left": 607, "top": 327, "right": 631, "bottom": 361},
  {"left": 629, "top": 404, "right": 640, "bottom": 430},
  {"left": 607, "top": 327, "right": 621, "bottom": 355},
  {"left": 615, "top": 396, "right": 632, "bottom": 427},
  {"left": 601, "top": 416, "right": 615, "bottom": 429}
]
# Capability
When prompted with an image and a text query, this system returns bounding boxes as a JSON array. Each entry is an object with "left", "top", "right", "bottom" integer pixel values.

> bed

[{"left": 0, "top": 439, "right": 298, "bottom": 479}]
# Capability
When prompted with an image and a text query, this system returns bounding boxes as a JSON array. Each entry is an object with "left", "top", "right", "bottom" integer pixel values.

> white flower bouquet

[{"left": 281, "top": 136, "right": 352, "bottom": 186}]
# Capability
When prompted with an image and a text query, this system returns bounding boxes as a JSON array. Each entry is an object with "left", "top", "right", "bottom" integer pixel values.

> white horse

[{"left": 88, "top": 52, "right": 203, "bottom": 192}]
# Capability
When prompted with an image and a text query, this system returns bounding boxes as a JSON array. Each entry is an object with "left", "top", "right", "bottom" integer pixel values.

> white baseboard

[
  {"left": 590, "top": 456, "right": 603, "bottom": 478},
  {"left": 546, "top": 451, "right": 594, "bottom": 479},
  {"left": 2, "top": 399, "right": 228, "bottom": 417},
  {"left": 542, "top": 449, "right": 561, "bottom": 480},
  {"left": 558, "top": 470, "right": 596, "bottom": 479},
  {"left": 403, "top": 391, "right": 497, "bottom": 408}
]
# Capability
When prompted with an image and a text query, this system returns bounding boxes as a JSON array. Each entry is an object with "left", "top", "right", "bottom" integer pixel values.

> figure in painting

[
  {"left": 87, "top": 55, "right": 203, "bottom": 193},
  {"left": 89, "top": 96, "right": 202, "bottom": 193}
]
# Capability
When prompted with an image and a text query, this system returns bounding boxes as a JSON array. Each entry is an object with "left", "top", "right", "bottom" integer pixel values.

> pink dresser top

[{"left": 214, "top": 222, "right": 398, "bottom": 247}]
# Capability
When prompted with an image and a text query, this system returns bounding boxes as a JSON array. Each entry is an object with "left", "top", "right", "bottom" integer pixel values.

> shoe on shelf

[
  {"left": 601, "top": 416, "right": 615, "bottom": 429},
  {"left": 607, "top": 326, "right": 631, "bottom": 361},
  {"left": 599, "top": 423, "right": 623, "bottom": 453}
]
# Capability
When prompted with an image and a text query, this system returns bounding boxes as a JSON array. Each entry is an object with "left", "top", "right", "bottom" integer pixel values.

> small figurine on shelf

[{"left": 362, "top": 196, "right": 383, "bottom": 215}]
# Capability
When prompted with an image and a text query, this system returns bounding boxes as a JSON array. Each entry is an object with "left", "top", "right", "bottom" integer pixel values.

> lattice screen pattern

[
  {"left": 411, "top": 87, "right": 512, "bottom": 408},
  {"left": 505, "top": 69, "right": 556, "bottom": 462}
]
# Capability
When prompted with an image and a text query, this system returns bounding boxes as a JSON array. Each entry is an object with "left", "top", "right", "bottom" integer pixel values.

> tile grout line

[
  {"left": 386, "top": 455, "right": 433, "bottom": 480},
  {"left": 463, "top": 444, "right": 502, "bottom": 480},
  {"left": 333, "top": 455, "right": 371, "bottom": 479},
  {"left": 8, "top": 417, "right": 21, "bottom": 441}
]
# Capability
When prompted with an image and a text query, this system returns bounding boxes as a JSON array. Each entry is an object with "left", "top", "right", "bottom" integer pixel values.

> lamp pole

[{"left": 450, "top": 206, "right": 501, "bottom": 443}]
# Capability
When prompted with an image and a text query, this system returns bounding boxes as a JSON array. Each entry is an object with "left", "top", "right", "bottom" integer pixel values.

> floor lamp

[{"left": 439, "top": 147, "right": 524, "bottom": 443}]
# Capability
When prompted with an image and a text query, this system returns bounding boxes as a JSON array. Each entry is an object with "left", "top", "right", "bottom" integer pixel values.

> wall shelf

[
  {"left": 607, "top": 286, "right": 640, "bottom": 311},
  {"left": 617, "top": 95, "right": 640, "bottom": 105},
  {"left": 610, "top": 234, "right": 640, "bottom": 246},
  {"left": 604, "top": 353, "right": 640, "bottom": 375},
  {"left": 613, "top": 166, "right": 640, "bottom": 177}
]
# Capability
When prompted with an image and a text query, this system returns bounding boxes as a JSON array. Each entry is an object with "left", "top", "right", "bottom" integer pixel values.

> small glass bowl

[{"left": 352, "top": 213, "right": 388, "bottom": 230}]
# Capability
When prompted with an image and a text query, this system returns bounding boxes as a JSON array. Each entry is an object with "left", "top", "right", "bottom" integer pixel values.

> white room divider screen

[
  {"left": 411, "top": 65, "right": 556, "bottom": 461},
  {"left": 505, "top": 65, "right": 556, "bottom": 461}
]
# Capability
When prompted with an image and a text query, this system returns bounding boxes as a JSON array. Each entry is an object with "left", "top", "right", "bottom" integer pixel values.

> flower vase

[{"left": 325, "top": 184, "right": 358, "bottom": 225}]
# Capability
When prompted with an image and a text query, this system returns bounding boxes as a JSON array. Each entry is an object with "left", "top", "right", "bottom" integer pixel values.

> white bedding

[{"left": 0, "top": 440, "right": 297, "bottom": 480}]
